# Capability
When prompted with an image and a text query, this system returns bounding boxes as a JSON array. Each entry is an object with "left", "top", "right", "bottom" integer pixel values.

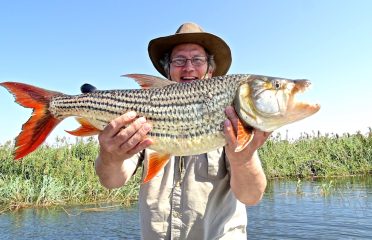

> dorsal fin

[{"left": 122, "top": 74, "right": 176, "bottom": 89}]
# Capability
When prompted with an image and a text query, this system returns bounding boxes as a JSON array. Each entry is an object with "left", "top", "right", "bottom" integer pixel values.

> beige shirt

[{"left": 135, "top": 148, "right": 247, "bottom": 240}]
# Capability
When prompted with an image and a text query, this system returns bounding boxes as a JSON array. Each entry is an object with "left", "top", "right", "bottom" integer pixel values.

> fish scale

[{"left": 49, "top": 74, "right": 247, "bottom": 155}]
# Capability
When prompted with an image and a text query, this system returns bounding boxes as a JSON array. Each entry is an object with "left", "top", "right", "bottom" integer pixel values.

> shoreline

[{"left": 1, "top": 132, "right": 371, "bottom": 212}]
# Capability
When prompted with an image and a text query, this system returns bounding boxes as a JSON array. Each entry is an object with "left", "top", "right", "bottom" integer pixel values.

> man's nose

[{"left": 183, "top": 59, "right": 194, "bottom": 70}]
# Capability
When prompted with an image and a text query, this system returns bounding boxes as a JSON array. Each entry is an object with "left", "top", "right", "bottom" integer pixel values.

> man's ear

[
  {"left": 207, "top": 70, "right": 214, "bottom": 79},
  {"left": 166, "top": 67, "right": 172, "bottom": 80}
]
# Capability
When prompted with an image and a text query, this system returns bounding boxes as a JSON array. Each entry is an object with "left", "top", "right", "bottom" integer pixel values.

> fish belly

[{"left": 149, "top": 132, "right": 226, "bottom": 156}]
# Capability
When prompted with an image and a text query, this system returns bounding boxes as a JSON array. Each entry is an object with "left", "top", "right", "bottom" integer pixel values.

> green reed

[
  {"left": 0, "top": 130, "right": 371, "bottom": 211},
  {"left": 260, "top": 130, "right": 372, "bottom": 178},
  {"left": 0, "top": 137, "right": 141, "bottom": 212}
]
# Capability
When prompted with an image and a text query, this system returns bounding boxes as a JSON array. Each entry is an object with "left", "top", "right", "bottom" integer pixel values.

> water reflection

[
  {"left": 247, "top": 176, "right": 372, "bottom": 239},
  {"left": 1, "top": 176, "right": 371, "bottom": 239},
  {"left": 1, "top": 204, "right": 141, "bottom": 240}
]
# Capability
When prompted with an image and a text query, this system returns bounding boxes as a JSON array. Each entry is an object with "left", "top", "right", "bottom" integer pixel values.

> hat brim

[{"left": 148, "top": 32, "right": 232, "bottom": 77}]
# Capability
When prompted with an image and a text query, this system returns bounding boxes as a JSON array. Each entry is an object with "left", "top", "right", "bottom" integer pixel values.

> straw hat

[{"left": 148, "top": 22, "right": 232, "bottom": 77}]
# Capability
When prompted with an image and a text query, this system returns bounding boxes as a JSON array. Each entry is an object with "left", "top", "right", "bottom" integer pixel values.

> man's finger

[
  {"left": 119, "top": 120, "right": 152, "bottom": 152},
  {"left": 126, "top": 138, "right": 154, "bottom": 155},
  {"left": 224, "top": 119, "right": 236, "bottom": 147},
  {"left": 225, "top": 106, "right": 239, "bottom": 132},
  {"left": 104, "top": 111, "right": 137, "bottom": 137}
]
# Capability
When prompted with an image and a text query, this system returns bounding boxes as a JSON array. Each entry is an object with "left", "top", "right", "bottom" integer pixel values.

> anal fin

[
  {"left": 235, "top": 120, "right": 254, "bottom": 152},
  {"left": 143, "top": 152, "right": 171, "bottom": 183},
  {"left": 66, "top": 117, "right": 101, "bottom": 136}
]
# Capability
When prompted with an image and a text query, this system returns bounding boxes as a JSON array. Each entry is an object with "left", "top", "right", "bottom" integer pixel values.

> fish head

[{"left": 234, "top": 76, "right": 320, "bottom": 132}]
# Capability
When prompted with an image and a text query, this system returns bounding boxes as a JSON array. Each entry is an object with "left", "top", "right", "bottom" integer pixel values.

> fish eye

[{"left": 273, "top": 80, "right": 281, "bottom": 90}]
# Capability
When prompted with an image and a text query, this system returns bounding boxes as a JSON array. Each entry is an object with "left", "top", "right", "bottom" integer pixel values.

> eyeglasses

[{"left": 170, "top": 56, "right": 208, "bottom": 67}]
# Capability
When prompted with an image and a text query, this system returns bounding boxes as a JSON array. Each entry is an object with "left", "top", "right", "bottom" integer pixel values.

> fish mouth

[
  {"left": 292, "top": 79, "right": 312, "bottom": 94},
  {"left": 288, "top": 79, "right": 320, "bottom": 119}
]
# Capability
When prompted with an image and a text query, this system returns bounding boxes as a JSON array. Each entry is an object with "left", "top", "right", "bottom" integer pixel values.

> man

[{"left": 95, "top": 22, "right": 270, "bottom": 239}]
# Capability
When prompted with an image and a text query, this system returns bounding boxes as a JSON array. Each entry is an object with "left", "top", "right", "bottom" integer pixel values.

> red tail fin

[{"left": 0, "top": 82, "right": 63, "bottom": 159}]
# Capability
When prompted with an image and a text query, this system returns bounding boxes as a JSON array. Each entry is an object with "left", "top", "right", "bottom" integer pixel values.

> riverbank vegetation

[
  {"left": 0, "top": 137, "right": 140, "bottom": 212},
  {"left": 260, "top": 130, "right": 372, "bottom": 178},
  {"left": 1, "top": 130, "right": 371, "bottom": 212}
]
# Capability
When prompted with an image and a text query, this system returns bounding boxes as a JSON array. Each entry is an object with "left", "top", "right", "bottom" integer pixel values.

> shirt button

[{"left": 173, "top": 212, "right": 180, "bottom": 218}]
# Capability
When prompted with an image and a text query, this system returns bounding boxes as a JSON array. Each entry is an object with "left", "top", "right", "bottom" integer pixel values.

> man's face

[{"left": 169, "top": 43, "right": 213, "bottom": 83}]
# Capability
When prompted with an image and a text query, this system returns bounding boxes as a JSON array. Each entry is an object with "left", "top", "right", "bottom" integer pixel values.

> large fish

[{"left": 1, "top": 74, "right": 320, "bottom": 182}]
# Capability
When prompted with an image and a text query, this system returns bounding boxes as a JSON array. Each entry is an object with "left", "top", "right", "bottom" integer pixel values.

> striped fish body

[
  {"left": 1, "top": 73, "right": 319, "bottom": 163},
  {"left": 49, "top": 74, "right": 246, "bottom": 156}
]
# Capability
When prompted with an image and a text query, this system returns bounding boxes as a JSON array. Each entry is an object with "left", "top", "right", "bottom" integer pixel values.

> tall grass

[
  {"left": 0, "top": 130, "right": 371, "bottom": 211},
  {"left": 0, "top": 137, "right": 141, "bottom": 212},
  {"left": 260, "top": 130, "right": 372, "bottom": 178}
]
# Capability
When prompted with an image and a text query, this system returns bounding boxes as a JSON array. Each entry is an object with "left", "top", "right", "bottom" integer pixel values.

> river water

[{"left": 1, "top": 176, "right": 371, "bottom": 239}]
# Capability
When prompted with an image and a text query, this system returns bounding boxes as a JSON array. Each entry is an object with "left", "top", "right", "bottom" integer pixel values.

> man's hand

[
  {"left": 223, "top": 106, "right": 271, "bottom": 165},
  {"left": 223, "top": 106, "right": 269, "bottom": 205},
  {"left": 95, "top": 111, "right": 153, "bottom": 188},
  {"left": 98, "top": 111, "right": 153, "bottom": 165}
]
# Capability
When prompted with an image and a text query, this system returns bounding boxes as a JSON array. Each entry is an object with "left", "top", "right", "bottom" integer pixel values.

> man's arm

[
  {"left": 224, "top": 106, "right": 270, "bottom": 205},
  {"left": 95, "top": 111, "right": 153, "bottom": 189}
]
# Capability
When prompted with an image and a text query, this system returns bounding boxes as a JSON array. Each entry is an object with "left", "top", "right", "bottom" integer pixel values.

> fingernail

[
  {"left": 224, "top": 120, "right": 231, "bottom": 130},
  {"left": 143, "top": 123, "right": 151, "bottom": 131},
  {"left": 137, "top": 117, "right": 146, "bottom": 123},
  {"left": 127, "top": 111, "right": 136, "bottom": 119},
  {"left": 225, "top": 107, "right": 233, "bottom": 115}
]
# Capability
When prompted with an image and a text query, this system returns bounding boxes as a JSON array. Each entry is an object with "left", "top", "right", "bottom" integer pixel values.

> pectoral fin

[
  {"left": 143, "top": 152, "right": 171, "bottom": 183},
  {"left": 66, "top": 117, "right": 101, "bottom": 136},
  {"left": 235, "top": 120, "right": 254, "bottom": 152}
]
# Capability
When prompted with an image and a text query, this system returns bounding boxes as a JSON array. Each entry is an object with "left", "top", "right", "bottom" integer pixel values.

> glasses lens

[
  {"left": 191, "top": 56, "right": 207, "bottom": 66},
  {"left": 172, "top": 58, "right": 186, "bottom": 66},
  {"left": 171, "top": 56, "right": 207, "bottom": 67}
]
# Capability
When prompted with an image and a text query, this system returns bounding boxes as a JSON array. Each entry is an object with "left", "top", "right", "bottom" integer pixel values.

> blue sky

[{"left": 1, "top": 0, "right": 371, "bottom": 144}]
